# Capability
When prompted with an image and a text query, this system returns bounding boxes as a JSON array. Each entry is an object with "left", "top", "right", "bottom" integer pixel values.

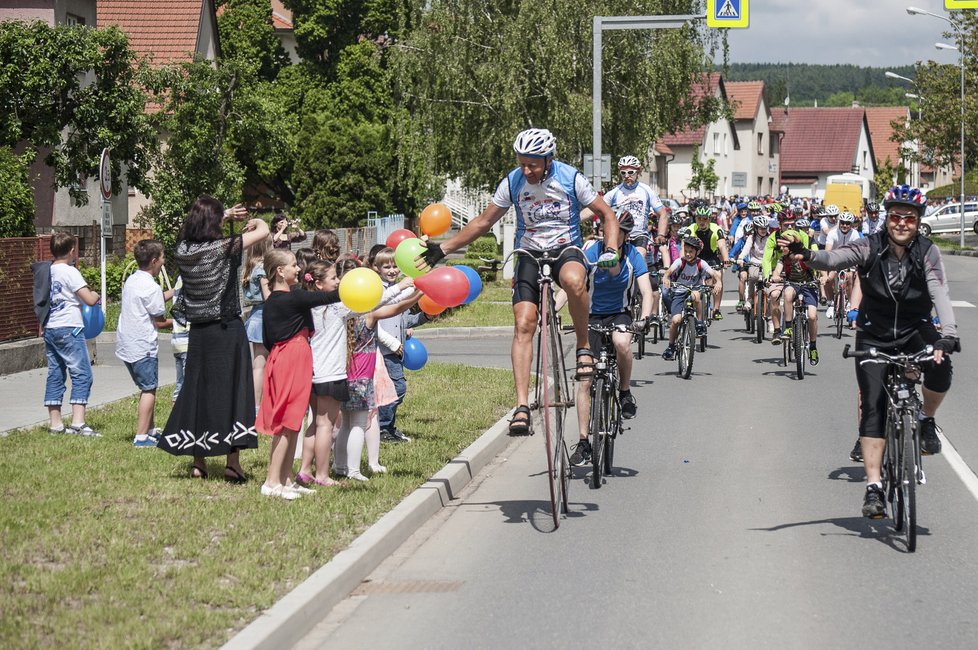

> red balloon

[
  {"left": 418, "top": 294, "right": 447, "bottom": 316},
  {"left": 415, "top": 267, "right": 470, "bottom": 308},
  {"left": 385, "top": 228, "right": 417, "bottom": 250}
]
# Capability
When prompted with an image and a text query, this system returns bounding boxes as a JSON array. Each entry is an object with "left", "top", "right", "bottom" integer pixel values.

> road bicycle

[
  {"left": 831, "top": 269, "right": 853, "bottom": 339},
  {"left": 585, "top": 323, "right": 630, "bottom": 488},
  {"left": 843, "top": 345, "right": 934, "bottom": 552},
  {"left": 670, "top": 283, "right": 710, "bottom": 379},
  {"left": 778, "top": 280, "right": 819, "bottom": 380},
  {"left": 505, "top": 247, "right": 577, "bottom": 529},
  {"left": 742, "top": 263, "right": 766, "bottom": 343},
  {"left": 629, "top": 289, "right": 647, "bottom": 359}
]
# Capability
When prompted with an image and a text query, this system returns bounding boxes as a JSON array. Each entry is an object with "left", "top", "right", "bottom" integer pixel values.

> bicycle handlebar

[
  {"left": 671, "top": 283, "right": 711, "bottom": 293},
  {"left": 504, "top": 245, "right": 588, "bottom": 267},
  {"left": 842, "top": 344, "right": 935, "bottom": 366}
]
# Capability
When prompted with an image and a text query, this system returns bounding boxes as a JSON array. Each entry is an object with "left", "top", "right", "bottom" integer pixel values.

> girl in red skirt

[{"left": 257, "top": 249, "right": 341, "bottom": 500}]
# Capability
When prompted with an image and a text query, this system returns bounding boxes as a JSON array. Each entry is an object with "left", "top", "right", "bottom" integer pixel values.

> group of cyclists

[{"left": 419, "top": 128, "right": 960, "bottom": 521}]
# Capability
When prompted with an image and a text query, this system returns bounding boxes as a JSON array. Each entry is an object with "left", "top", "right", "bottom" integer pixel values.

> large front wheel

[
  {"left": 589, "top": 377, "right": 606, "bottom": 489},
  {"left": 678, "top": 315, "right": 696, "bottom": 379},
  {"left": 793, "top": 314, "right": 805, "bottom": 380},
  {"left": 900, "top": 412, "right": 918, "bottom": 552},
  {"left": 754, "top": 291, "right": 766, "bottom": 344}
]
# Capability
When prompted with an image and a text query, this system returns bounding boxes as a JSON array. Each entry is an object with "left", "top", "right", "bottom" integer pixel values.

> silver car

[{"left": 920, "top": 201, "right": 978, "bottom": 237}]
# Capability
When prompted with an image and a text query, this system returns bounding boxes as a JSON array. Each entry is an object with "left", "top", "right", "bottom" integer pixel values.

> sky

[{"left": 722, "top": 0, "right": 960, "bottom": 66}]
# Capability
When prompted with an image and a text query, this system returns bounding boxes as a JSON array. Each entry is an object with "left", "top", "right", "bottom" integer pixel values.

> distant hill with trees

[{"left": 725, "top": 63, "right": 918, "bottom": 108}]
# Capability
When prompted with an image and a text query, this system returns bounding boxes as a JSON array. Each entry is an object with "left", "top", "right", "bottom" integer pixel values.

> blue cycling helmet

[
  {"left": 883, "top": 184, "right": 927, "bottom": 216},
  {"left": 737, "top": 202, "right": 748, "bottom": 211}
]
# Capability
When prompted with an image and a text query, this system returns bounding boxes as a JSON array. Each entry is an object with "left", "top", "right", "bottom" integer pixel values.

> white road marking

[
  {"left": 938, "top": 432, "right": 978, "bottom": 503},
  {"left": 950, "top": 300, "right": 975, "bottom": 308}
]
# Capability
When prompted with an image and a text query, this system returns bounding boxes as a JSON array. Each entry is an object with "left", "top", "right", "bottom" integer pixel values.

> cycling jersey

[
  {"left": 492, "top": 160, "right": 598, "bottom": 251},
  {"left": 584, "top": 241, "right": 648, "bottom": 315},
  {"left": 604, "top": 181, "right": 664, "bottom": 238},
  {"left": 738, "top": 232, "right": 771, "bottom": 265},
  {"left": 815, "top": 217, "right": 836, "bottom": 246},
  {"left": 667, "top": 257, "right": 712, "bottom": 289},
  {"left": 688, "top": 223, "right": 723, "bottom": 257},
  {"left": 763, "top": 228, "right": 811, "bottom": 278},
  {"left": 862, "top": 215, "right": 885, "bottom": 235},
  {"left": 825, "top": 227, "right": 862, "bottom": 249}
]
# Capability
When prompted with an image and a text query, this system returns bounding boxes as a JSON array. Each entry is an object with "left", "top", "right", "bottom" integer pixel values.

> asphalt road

[{"left": 297, "top": 255, "right": 978, "bottom": 649}]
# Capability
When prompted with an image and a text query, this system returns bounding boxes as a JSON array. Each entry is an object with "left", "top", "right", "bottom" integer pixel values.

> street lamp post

[
  {"left": 885, "top": 70, "right": 922, "bottom": 187},
  {"left": 907, "top": 7, "right": 965, "bottom": 246}
]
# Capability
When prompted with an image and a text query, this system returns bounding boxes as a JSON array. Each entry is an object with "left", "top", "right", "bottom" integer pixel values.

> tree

[
  {"left": 390, "top": 0, "right": 726, "bottom": 193},
  {"left": 0, "top": 21, "right": 154, "bottom": 204},
  {"left": 216, "top": 0, "right": 290, "bottom": 82},
  {"left": 688, "top": 144, "right": 719, "bottom": 197},
  {"left": 891, "top": 11, "right": 977, "bottom": 176},
  {"left": 0, "top": 147, "right": 35, "bottom": 237}
]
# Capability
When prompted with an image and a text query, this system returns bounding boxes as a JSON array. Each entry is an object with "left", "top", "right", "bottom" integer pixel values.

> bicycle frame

[{"left": 586, "top": 324, "right": 626, "bottom": 487}]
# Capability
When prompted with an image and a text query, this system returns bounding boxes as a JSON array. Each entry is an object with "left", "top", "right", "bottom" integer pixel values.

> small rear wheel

[
  {"left": 754, "top": 293, "right": 765, "bottom": 344},
  {"left": 793, "top": 314, "right": 805, "bottom": 380},
  {"left": 678, "top": 315, "right": 696, "bottom": 379}
]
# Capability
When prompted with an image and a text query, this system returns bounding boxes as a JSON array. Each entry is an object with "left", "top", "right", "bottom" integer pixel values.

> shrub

[
  {"left": 464, "top": 235, "right": 499, "bottom": 259},
  {"left": 78, "top": 254, "right": 135, "bottom": 302},
  {"left": 0, "top": 147, "right": 36, "bottom": 237}
]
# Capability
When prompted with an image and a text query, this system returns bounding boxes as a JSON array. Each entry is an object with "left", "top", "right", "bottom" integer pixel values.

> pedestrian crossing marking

[
  {"left": 718, "top": 0, "right": 738, "bottom": 17},
  {"left": 707, "top": 0, "right": 749, "bottom": 28}
]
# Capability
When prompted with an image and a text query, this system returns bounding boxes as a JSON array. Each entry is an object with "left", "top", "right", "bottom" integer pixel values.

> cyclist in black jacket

[{"left": 780, "top": 185, "right": 960, "bottom": 519}]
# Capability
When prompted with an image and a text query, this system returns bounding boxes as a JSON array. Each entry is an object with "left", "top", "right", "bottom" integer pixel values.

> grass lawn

[
  {"left": 930, "top": 235, "right": 974, "bottom": 252},
  {"left": 0, "top": 363, "right": 514, "bottom": 649}
]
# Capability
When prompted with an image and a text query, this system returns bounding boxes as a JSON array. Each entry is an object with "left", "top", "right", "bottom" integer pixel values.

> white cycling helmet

[
  {"left": 617, "top": 155, "right": 641, "bottom": 170},
  {"left": 824, "top": 204, "right": 840, "bottom": 217},
  {"left": 513, "top": 128, "right": 556, "bottom": 157},
  {"left": 838, "top": 211, "right": 856, "bottom": 224},
  {"left": 752, "top": 214, "right": 769, "bottom": 228}
]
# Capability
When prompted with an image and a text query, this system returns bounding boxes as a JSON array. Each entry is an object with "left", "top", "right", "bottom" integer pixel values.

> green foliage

[
  {"left": 283, "top": 0, "right": 396, "bottom": 74},
  {"left": 929, "top": 171, "right": 978, "bottom": 199},
  {"left": 463, "top": 236, "right": 500, "bottom": 259},
  {"left": 688, "top": 145, "right": 719, "bottom": 197},
  {"left": 0, "top": 147, "right": 35, "bottom": 237},
  {"left": 216, "top": 0, "right": 290, "bottom": 81},
  {"left": 726, "top": 62, "right": 917, "bottom": 107},
  {"left": 77, "top": 254, "right": 135, "bottom": 302},
  {"left": 0, "top": 22, "right": 154, "bottom": 205},
  {"left": 391, "top": 0, "right": 726, "bottom": 193}
]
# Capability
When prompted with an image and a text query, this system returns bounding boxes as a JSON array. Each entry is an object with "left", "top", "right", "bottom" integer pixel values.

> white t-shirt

[
  {"left": 116, "top": 269, "right": 166, "bottom": 363},
  {"left": 46, "top": 263, "right": 87, "bottom": 329},
  {"left": 825, "top": 226, "right": 862, "bottom": 250},
  {"left": 603, "top": 181, "right": 664, "bottom": 236}
]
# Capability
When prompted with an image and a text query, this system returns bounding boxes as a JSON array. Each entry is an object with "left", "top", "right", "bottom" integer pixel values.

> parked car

[
  {"left": 662, "top": 198, "right": 681, "bottom": 216},
  {"left": 919, "top": 201, "right": 978, "bottom": 237}
]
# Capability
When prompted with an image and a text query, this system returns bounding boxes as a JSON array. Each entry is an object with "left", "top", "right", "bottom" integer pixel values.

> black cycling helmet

[
  {"left": 883, "top": 184, "right": 927, "bottom": 217},
  {"left": 616, "top": 208, "right": 634, "bottom": 233},
  {"left": 682, "top": 235, "right": 703, "bottom": 251},
  {"left": 866, "top": 201, "right": 880, "bottom": 214}
]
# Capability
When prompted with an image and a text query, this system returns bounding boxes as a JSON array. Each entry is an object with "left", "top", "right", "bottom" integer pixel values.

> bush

[
  {"left": 464, "top": 235, "right": 499, "bottom": 259},
  {"left": 78, "top": 254, "right": 135, "bottom": 302},
  {"left": 0, "top": 147, "right": 36, "bottom": 237}
]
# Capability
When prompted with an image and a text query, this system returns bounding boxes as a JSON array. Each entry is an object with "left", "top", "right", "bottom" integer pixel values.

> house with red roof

[
  {"left": 774, "top": 106, "right": 876, "bottom": 198},
  {"left": 652, "top": 73, "right": 740, "bottom": 200},
  {"left": 726, "top": 80, "right": 782, "bottom": 198}
]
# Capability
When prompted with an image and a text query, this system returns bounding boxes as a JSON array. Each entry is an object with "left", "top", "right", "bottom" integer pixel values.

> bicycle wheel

[
  {"left": 834, "top": 291, "right": 845, "bottom": 339},
  {"left": 793, "top": 314, "right": 805, "bottom": 380},
  {"left": 678, "top": 315, "right": 695, "bottom": 379},
  {"left": 538, "top": 284, "right": 565, "bottom": 528},
  {"left": 604, "top": 376, "right": 620, "bottom": 476},
  {"left": 589, "top": 376, "right": 606, "bottom": 489},
  {"left": 883, "top": 410, "right": 899, "bottom": 517},
  {"left": 699, "top": 325, "right": 707, "bottom": 353},
  {"left": 755, "top": 292, "right": 765, "bottom": 344},
  {"left": 636, "top": 330, "right": 645, "bottom": 359},
  {"left": 900, "top": 412, "right": 917, "bottom": 552}
]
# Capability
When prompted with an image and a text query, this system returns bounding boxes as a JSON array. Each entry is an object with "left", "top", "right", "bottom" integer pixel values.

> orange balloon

[
  {"left": 419, "top": 203, "right": 453, "bottom": 237},
  {"left": 418, "top": 294, "right": 447, "bottom": 316}
]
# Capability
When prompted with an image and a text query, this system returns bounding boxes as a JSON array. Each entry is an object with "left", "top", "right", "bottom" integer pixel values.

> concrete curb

[
  {"left": 945, "top": 249, "right": 978, "bottom": 257},
  {"left": 413, "top": 326, "right": 512, "bottom": 338},
  {"left": 221, "top": 409, "right": 516, "bottom": 650}
]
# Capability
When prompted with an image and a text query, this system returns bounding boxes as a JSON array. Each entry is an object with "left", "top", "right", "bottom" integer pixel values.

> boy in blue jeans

[
  {"left": 115, "top": 240, "right": 172, "bottom": 447},
  {"left": 36, "top": 232, "right": 102, "bottom": 436}
]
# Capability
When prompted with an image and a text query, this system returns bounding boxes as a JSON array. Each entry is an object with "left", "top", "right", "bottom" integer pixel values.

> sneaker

[
  {"left": 808, "top": 347, "right": 819, "bottom": 366},
  {"left": 260, "top": 484, "right": 300, "bottom": 501},
  {"left": 849, "top": 439, "right": 863, "bottom": 462},
  {"left": 344, "top": 470, "right": 370, "bottom": 482},
  {"left": 147, "top": 427, "right": 162, "bottom": 441},
  {"left": 380, "top": 428, "right": 407, "bottom": 443},
  {"left": 390, "top": 429, "right": 412, "bottom": 442},
  {"left": 49, "top": 425, "right": 65, "bottom": 434},
  {"left": 368, "top": 464, "right": 388, "bottom": 474},
  {"left": 736, "top": 300, "right": 745, "bottom": 313},
  {"left": 712, "top": 309, "right": 724, "bottom": 321},
  {"left": 67, "top": 423, "right": 102, "bottom": 437},
  {"left": 782, "top": 326, "right": 793, "bottom": 340},
  {"left": 662, "top": 345, "right": 676, "bottom": 361},
  {"left": 919, "top": 417, "right": 941, "bottom": 455},
  {"left": 819, "top": 295, "right": 827, "bottom": 306},
  {"left": 696, "top": 321, "right": 707, "bottom": 337},
  {"left": 620, "top": 392, "right": 637, "bottom": 419},
  {"left": 862, "top": 484, "right": 886, "bottom": 519},
  {"left": 826, "top": 305, "right": 835, "bottom": 320},
  {"left": 771, "top": 329, "right": 782, "bottom": 345},
  {"left": 287, "top": 482, "right": 316, "bottom": 495},
  {"left": 133, "top": 435, "right": 157, "bottom": 448},
  {"left": 570, "top": 439, "right": 592, "bottom": 467}
]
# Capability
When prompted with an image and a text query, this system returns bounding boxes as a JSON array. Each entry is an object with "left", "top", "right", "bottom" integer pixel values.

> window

[
  {"left": 862, "top": 151, "right": 867, "bottom": 170},
  {"left": 66, "top": 13, "right": 86, "bottom": 26},
  {"left": 713, "top": 132, "right": 720, "bottom": 155},
  {"left": 757, "top": 133, "right": 764, "bottom": 155},
  {"left": 723, "top": 133, "right": 728, "bottom": 156}
]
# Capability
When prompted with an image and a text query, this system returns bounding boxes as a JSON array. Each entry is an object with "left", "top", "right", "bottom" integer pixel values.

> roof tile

[
  {"left": 725, "top": 81, "right": 765, "bottom": 121},
  {"left": 864, "top": 107, "right": 909, "bottom": 168},
  {"left": 97, "top": 1, "right": 205, "bottom": 65},
  {"left": 778, "top": 107, "right": 866, "bottom": 174}
]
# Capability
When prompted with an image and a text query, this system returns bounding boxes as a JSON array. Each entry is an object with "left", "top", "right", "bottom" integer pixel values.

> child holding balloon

[
  {"left": 256, "top": 249, "right": 342, "bottom": 500},
  {"left": 38, "top": 232, "right": 102, "bottom": 436},
  {"left": 331, "top": 257, "right": 422, "bottom": 481}
]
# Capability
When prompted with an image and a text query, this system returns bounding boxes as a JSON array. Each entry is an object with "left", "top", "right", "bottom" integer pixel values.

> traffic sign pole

[{"left": 99, "top": 149, "right": 111, "bottom": 315}]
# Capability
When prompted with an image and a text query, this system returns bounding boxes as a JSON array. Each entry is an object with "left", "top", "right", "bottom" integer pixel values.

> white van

[{"left": 919, "top": 202, "right": 978, "bottom": 237}]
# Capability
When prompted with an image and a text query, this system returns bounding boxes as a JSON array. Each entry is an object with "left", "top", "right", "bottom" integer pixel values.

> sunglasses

[
  {"left": 620, "top": 170, "right": 638, "bottom": 176},
  {"left": 888, "top": 212, "right": 919, "bottom": 225}
]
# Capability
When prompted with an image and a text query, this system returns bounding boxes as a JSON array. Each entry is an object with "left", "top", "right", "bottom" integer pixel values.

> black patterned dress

[{"left": 159, "top": 235, "right": 258, "bottom": 457}]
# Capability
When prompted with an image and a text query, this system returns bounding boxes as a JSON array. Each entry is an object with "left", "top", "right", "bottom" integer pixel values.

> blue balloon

[
  {"left": 402, "top": 337, "right": 428, "bottom": 371},
  {"left": 81, "top": 303, "right": 105, "bottom": 340},
  {"left": 456, "top": 265, "right": 483, "bottom": 305}
]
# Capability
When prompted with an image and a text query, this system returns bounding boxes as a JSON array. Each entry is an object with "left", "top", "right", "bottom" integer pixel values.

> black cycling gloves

[
  {"left": 934, "top": 337, "right": 961, "bottom": 355},
  {"left": 787, "top": 239, "right": 812, "bottom": 261},
  {"left": 421, "top": 242, "right": 446, "bottom": 268}
]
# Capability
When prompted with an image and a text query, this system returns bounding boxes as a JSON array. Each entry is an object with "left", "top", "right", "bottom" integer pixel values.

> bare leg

[
  {"left": 512, "top": 302, "right": 537, "bottom": 409},
  {"left": 48, "top": 405, "right": 63, "bottom": 430},
  {"left": 265, "top": 433, "right": 293, "bottom": 488},
  {"left": 252, "top": 343, "right": 268, "bottom": 407},
  {"left": 576, "top": 378, "right": 591, "bottom": 441},
  {"left": 921, "top": 387, "right": 946, "bottom": 418},
  {"left": 135, "top": 390, "right": 156, "bottom": 437},
  {"left": 862, "top": 437, "right": 886, "bottom": 484}
]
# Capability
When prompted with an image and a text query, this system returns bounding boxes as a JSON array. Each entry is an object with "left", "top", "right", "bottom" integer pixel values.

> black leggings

[{"left": 855, "top": 328, "right": 952, "bottom": 439}]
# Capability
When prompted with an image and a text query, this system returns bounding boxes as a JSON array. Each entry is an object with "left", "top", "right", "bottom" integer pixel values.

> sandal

[
  {"left": 574, "top": 348, "right": 596, "bottom": 380},
  {"left": 223, "top": 466, "right": 247, "bottom": 484},
  {"left": 190, "top": 465, "right": 208, "bottom": 479},
  {"left": 509, "top": 405, "right": 531, "bottom": 436}
]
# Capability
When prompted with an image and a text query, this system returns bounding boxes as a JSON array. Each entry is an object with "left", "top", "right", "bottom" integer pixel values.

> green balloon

[{"left": 395, "top": 238, "right": 428, "bottom": 278}]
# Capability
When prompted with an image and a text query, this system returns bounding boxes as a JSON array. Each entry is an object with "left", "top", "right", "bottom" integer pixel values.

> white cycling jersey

[
  {"left": 862, "top": 215, "right": 885, "bottom": 235},
  {"left": 491, "top": 160, "right": 598, "bottom": 251},
  {"left": 816, "top": 217, "right": 837, "bottom": 245},
  {"left": 825, "top": 226, "right": 862, "bottom": 249},
  {"left": 604, "top": 181, "right": 664, "bottom": 238},
  {"left": 739, "top": 232, "right": 771, "bottom": 264}
]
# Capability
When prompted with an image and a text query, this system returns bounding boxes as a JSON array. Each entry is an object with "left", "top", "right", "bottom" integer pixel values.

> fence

[
  {"left": 0, "top": 236, "right": 53, "bottom": 343},
  {"left": 287, "top": 214, "right": 406, "bottom": 259}
]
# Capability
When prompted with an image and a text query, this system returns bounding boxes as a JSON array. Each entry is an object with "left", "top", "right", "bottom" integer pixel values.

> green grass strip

[{"left": 0, "top": 363, "right": 513, "bottom": 649}]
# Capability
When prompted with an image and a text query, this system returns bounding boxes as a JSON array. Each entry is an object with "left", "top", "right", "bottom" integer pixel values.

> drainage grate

[{"left": 352, "top": 580, "right": 464, "bottom": 595}]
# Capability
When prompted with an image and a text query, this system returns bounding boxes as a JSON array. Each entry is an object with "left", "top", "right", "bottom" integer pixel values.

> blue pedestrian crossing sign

[
  {"left": 707, "top": 0, "right": 749, "bottom": 28},
  {"left": 946, "top": 1, "right": 978, "bottom": 9}
]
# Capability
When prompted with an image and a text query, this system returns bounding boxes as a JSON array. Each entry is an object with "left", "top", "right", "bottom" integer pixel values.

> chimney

[{"left": 852, "top": 100, "right": 861, "bottom": 108}]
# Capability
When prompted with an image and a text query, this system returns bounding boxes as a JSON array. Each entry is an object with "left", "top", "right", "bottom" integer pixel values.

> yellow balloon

[{"left": 339, "top": 268, "right": 383, "bottom": 312}]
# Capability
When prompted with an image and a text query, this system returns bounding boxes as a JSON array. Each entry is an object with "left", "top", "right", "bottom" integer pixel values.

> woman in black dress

[
  {"left": 159, "top": 197, "right": 270, "bottom": 480},
  {"left": 271, "top": 213, "right": 307, "bottom": 250}
]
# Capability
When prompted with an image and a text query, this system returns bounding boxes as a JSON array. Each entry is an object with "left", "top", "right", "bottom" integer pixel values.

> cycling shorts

[
  {"left": 512, "top": 247, "right": 588, "bottom": 306},
  {"left": 587, "top": 312, "right": 631, "bottom": 356},
  {"left": 664, "top": 289, "right": 694, "bottom": 316},
  {"left": 788, "top": 284, "right": 819, "bottom": 308}
]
